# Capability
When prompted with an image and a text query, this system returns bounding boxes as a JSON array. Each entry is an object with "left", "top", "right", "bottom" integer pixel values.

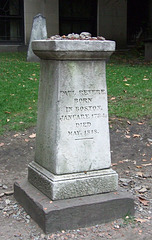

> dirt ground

[{"left": 0, "top": 119, "right": 152, "bottom": 240}]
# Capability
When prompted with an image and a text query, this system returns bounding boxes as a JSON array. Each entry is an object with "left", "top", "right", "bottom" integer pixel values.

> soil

[{"left": 0, "top": 119, "right": 152, "bottom": 240}]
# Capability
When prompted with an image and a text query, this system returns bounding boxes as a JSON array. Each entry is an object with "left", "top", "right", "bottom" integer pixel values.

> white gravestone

[
  {"left": 28, "top": 39, "right": 118, "bottom": 200},
  {"left": 27, "top": 14, "right": 47, "bottom": 62}
]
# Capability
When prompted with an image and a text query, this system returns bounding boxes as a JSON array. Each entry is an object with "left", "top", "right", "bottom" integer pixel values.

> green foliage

[
  {"left": 107, "top": 50, "right": 152, "bottom": 120},
  {"left": 0, "top": 53, "right": 40, "bottom": 134},
  {"left": 122, "top": 215, "right": 136, "bottom": 226}
]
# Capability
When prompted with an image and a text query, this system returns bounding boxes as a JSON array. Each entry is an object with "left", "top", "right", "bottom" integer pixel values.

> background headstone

[
  {"left": 27, "top": 14, "right": 47, "bottom": 62},
  {"left": 145, "top": 39, "right": 152, "bottom": 61}
]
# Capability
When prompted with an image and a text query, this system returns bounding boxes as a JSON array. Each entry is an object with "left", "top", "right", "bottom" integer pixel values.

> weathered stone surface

[
  {"left": 14, "top": 179, "right": 135, "bottom": 234},
  {"left": 28, "top": 161, "right": 118, "bottom": 200},
  {"left": 27, "top": 14, "right": 47, "bottom": 62},
  {"left": 32, "top": 40, "right": 115, "bottom": 175},
  {"left": 27, "top": 39, "right": 118, "bottom": 200},
  {"left": 32, "top": 39, "right": 115, "bottom": 60}
]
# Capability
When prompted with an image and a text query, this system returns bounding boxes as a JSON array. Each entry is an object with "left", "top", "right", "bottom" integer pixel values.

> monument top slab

[
  {"left": 32, "top": 39, "right": 115, "bottom": 60},
  {"left": 32, "top": 39, "right": 115, "bottom": 52}
]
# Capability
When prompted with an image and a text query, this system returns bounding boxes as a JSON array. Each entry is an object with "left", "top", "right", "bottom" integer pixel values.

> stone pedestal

[
  {"left": 14, "top": 39, "right": 134, "bottom": 233},
  {"left": 28, "top": 39, "right": 118, "bottom": 200}
]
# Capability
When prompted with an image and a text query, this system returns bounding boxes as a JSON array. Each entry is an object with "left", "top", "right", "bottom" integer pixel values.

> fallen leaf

[
  {"left": 136, "top": 166, "right": 142, "bottom": 169},
  {"left": 142, "top": 163, "right": 152, "bottom": 167},
  {"left": 13, "top": 134, "right": 19, "bottom": 137},
  {"left": 110, "top": 97, "right": 116, "bottom": 100},
  {"left": 138, "top": 122, "right": 144, "bottom": 125},
  {"left": 138, "top": 187, "right": 148, "bottom": 193},
  {"left": 123, "top": 77, "right": 128, "bottom": 81},
  {"left": 0, "top": 143, "right": 5, "bottom": 147},
  {"left": 125, "top": 135, "right": 131, "bottom": 139},
  {"left": 136, "top": 172, "right": 143, "bottom": 177},
  {"left": 5, "top": 111, "right": 11, "bottom": 114},
  {"left": 29, "top": 133, "right": 36, "bottom": 138},
  {"left": 111, "top": 163, "right": 117, "bottom": 166},
  {"left": 5, "top": 191, "right": 14, "bottom": 196},
  {"left": 133, "top": 134, "right": 141, "bottom": 138},
  {"left": 136, "top": 218, "right": 148, "bottom": 223},
  {"left": 123, "top": 159, "right": 130, "bottom": 162},
  {"left": 138, "top": 197, "right": 149, "bottom": 206}
]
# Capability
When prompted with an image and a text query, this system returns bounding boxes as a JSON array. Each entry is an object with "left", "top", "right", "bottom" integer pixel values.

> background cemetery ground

[
  {"left": 0, "top": 50, "right": 152, "bottom": 239},
  {"left": 0, "top": 119, "right": 152, "bottom": 239}
]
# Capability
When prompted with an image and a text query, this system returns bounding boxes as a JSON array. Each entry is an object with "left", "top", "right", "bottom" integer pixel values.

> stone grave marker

[
  {"left": 27, "top": 14, "right": 47, "bottom": 62},
  {"left": 14, "top": 35, "right": 134, "bottom": 233},
  {"left": 145, "top": 38, "right": 152, "bottom": 61}
]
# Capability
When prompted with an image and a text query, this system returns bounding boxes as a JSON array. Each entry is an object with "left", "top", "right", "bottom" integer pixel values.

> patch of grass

[
  {"left": 0, "top": 51, "right": 152, "bottom": 135},
  {"left": 0, "top": 52, "right": 40, "bottom": 134},
  {"left": 107, "top": 50, "right": 152, "bottom": 121},
  {"left": 122, "top": 215, "right": 136, "bottom": 226}
]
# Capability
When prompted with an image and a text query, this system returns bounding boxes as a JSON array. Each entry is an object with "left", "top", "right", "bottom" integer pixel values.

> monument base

[
  {"left": 14, "top": 179, "right": 135, "bottom": 234},
  {"left": 28, "top": 161, "right": 118, "bottom": 200}
]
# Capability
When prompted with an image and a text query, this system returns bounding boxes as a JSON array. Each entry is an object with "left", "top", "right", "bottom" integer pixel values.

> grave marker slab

[{"left": 27, "top": 14, "right": 47, "bottom": 62}]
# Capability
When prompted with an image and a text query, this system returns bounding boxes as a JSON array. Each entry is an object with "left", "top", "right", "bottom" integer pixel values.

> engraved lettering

[
  {"left": 91, "top": 113, "right": 102, "bottom": 118},
  {"left": 60, "top": 88, "right": 106, "bottom": 139},
  {"left": 75, "top": 105, "right": 102, "bottom": 112},
  {"left": 60, "top": 114, "right": 90, "bottom": 121},
  {"left": 60, "top": 90, "right": 75, "bottom": 97},
  {"left": 79, "top": 89, "right": 105, "bottom": 95},
  {"left": 74, "top": 98, "right": 92, "bottom": 104},
  {"left": 76, "top": 122, "right": 91, "bottom": 128},
  {"left": 84, "top": 129, "right": 99, "bottom": 136},
  {"left": 68, "top": 130, "right": 82, "bottom": 136},
  {"left": 66, "top": 107, "right": 73, "bottom": 112}
]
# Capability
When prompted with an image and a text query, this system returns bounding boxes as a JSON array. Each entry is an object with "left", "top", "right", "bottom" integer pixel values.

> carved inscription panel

[{"left": 59, "top": 89, "right": 107, "bottom": 141}]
